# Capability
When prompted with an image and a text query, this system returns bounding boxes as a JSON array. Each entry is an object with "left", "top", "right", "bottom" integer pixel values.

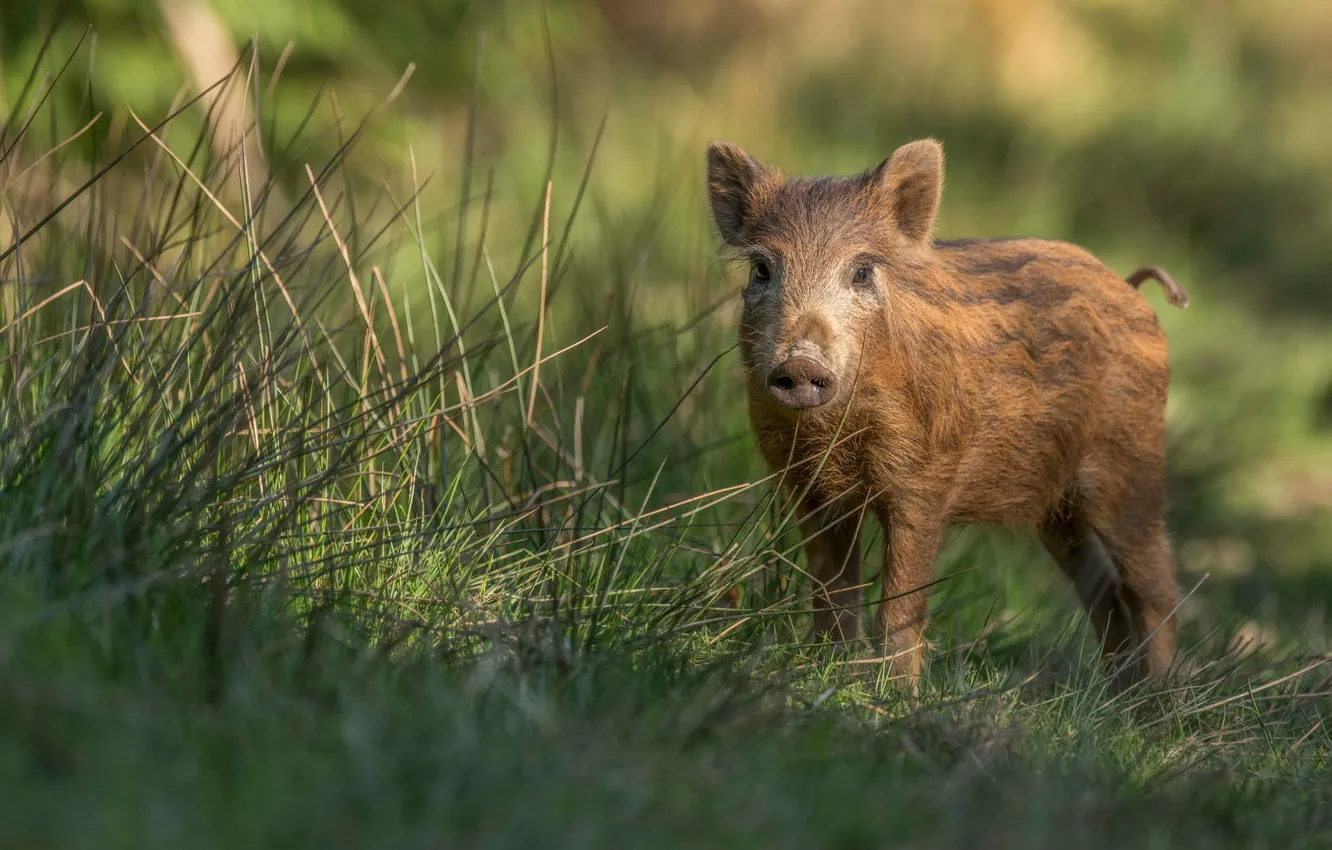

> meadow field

[{"left": 3, "top": 1, "right": 1332, "bottom": 846}]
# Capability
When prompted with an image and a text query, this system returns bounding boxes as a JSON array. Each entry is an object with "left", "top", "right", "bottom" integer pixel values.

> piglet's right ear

[{"left": 707, "top": 141, "right": 763, "bottom": 247}]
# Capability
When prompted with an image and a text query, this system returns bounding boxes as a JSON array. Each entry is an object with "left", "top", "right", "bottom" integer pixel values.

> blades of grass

[
  {"left": 452, "top": 30, "right": 484, "bottom": 302},
  {"left": 483, "top": 248, "right": 522, "bottom": 398},
  {"left": 0, "top": 112, "right": 101, "bottom": 198},
  {"left": 327, "top": 92, "right": 358, "bottom": 261},
  {"left": 129, "top": 108, "right": 326, "bottom": 393},
  {"left": 0, "top": 21, "right": 59, "bottom": 152},
  {"left": 584, "top": 458, "right": 668, "bottom": 653},
  {"left": 407, "top": 147, "right": 446, "bottom": 397},
  {"left": 0, "top": 74, "right": 232, "bottom": 265},
  {"left": 0, "top": 25, "right": 88, "bottom": 167},
  {"left": 546, "top": 109, "right": 607, "bottom": 305},
  {"left": 372, "top": 267, "right": 410, "bottom": 385},
  {"left": 305, "top": 162, "right": 386, "bottom": 376},
  {"left": 460, "top": 167, "right": 495, "bottom": 328},
  {"left": 525, "top": 180, "right": 551, "bottom": 430}
]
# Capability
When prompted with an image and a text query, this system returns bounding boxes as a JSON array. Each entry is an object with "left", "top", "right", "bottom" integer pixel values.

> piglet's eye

[
  {"left": 751, "top": 260, "right": 772, "bottom": 282},
  {"left": 852, "top": 265, "right": 873, "bottom": 286}
]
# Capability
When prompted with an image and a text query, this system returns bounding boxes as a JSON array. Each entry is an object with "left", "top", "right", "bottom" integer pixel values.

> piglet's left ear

[{"left": 868, "top": 139, "right": 944, "bottom": 244}]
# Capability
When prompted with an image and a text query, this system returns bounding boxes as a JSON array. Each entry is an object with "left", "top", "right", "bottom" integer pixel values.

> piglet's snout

[{"left": 766, "top": 356, "right": 837, "bottom": 410}]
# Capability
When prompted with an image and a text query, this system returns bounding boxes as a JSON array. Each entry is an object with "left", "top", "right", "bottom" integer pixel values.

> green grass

[{"left": 1, "top": 34, "right": 1331, "bottom": 849}]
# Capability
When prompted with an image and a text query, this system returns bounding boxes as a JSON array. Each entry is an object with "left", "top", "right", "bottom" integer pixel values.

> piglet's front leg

[
  {"left": 876, "top": 510, "right": 943, "bottom": 692},
  {"left": 800, "top": 500, "right": 865, "bottom": 647}
]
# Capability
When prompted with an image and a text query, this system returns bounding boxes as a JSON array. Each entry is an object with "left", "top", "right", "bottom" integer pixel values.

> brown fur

[{"left": 706, "top": 138, "right": 1188, "bottom": 692}]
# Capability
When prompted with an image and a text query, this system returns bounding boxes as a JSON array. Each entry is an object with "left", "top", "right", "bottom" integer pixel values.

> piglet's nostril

[{"left": 773, "top": 376, "right": 795, "bottom": 391}]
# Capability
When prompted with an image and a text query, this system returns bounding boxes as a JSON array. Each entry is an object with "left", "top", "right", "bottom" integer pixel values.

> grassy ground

[{"left": 2, "top": 24, "right": 1332, "bottom": 848}]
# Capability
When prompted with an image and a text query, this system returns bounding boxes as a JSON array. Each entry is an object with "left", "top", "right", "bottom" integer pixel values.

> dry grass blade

[{"left": 306, "top": 162, "right": 387, "bottom": 376}]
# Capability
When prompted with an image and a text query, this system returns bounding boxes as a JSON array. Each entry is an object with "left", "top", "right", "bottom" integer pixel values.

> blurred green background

[{"left": 4, "top": 0, "right": 1332, "bottom": 644}]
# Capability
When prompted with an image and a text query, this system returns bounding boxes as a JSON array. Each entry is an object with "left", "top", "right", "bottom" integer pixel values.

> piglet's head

[{"left": 706, "top": 139, "right": 944, "bottom": 412}]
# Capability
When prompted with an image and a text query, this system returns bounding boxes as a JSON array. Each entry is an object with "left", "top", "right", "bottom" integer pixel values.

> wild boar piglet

[{"left": 706, "top": 138, "right": 1190, "bottom": 690}]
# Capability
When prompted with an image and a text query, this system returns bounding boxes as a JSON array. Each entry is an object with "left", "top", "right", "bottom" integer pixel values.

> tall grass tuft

[{"left": 0, "top": 34, "right": 807, "bottom": 700}]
